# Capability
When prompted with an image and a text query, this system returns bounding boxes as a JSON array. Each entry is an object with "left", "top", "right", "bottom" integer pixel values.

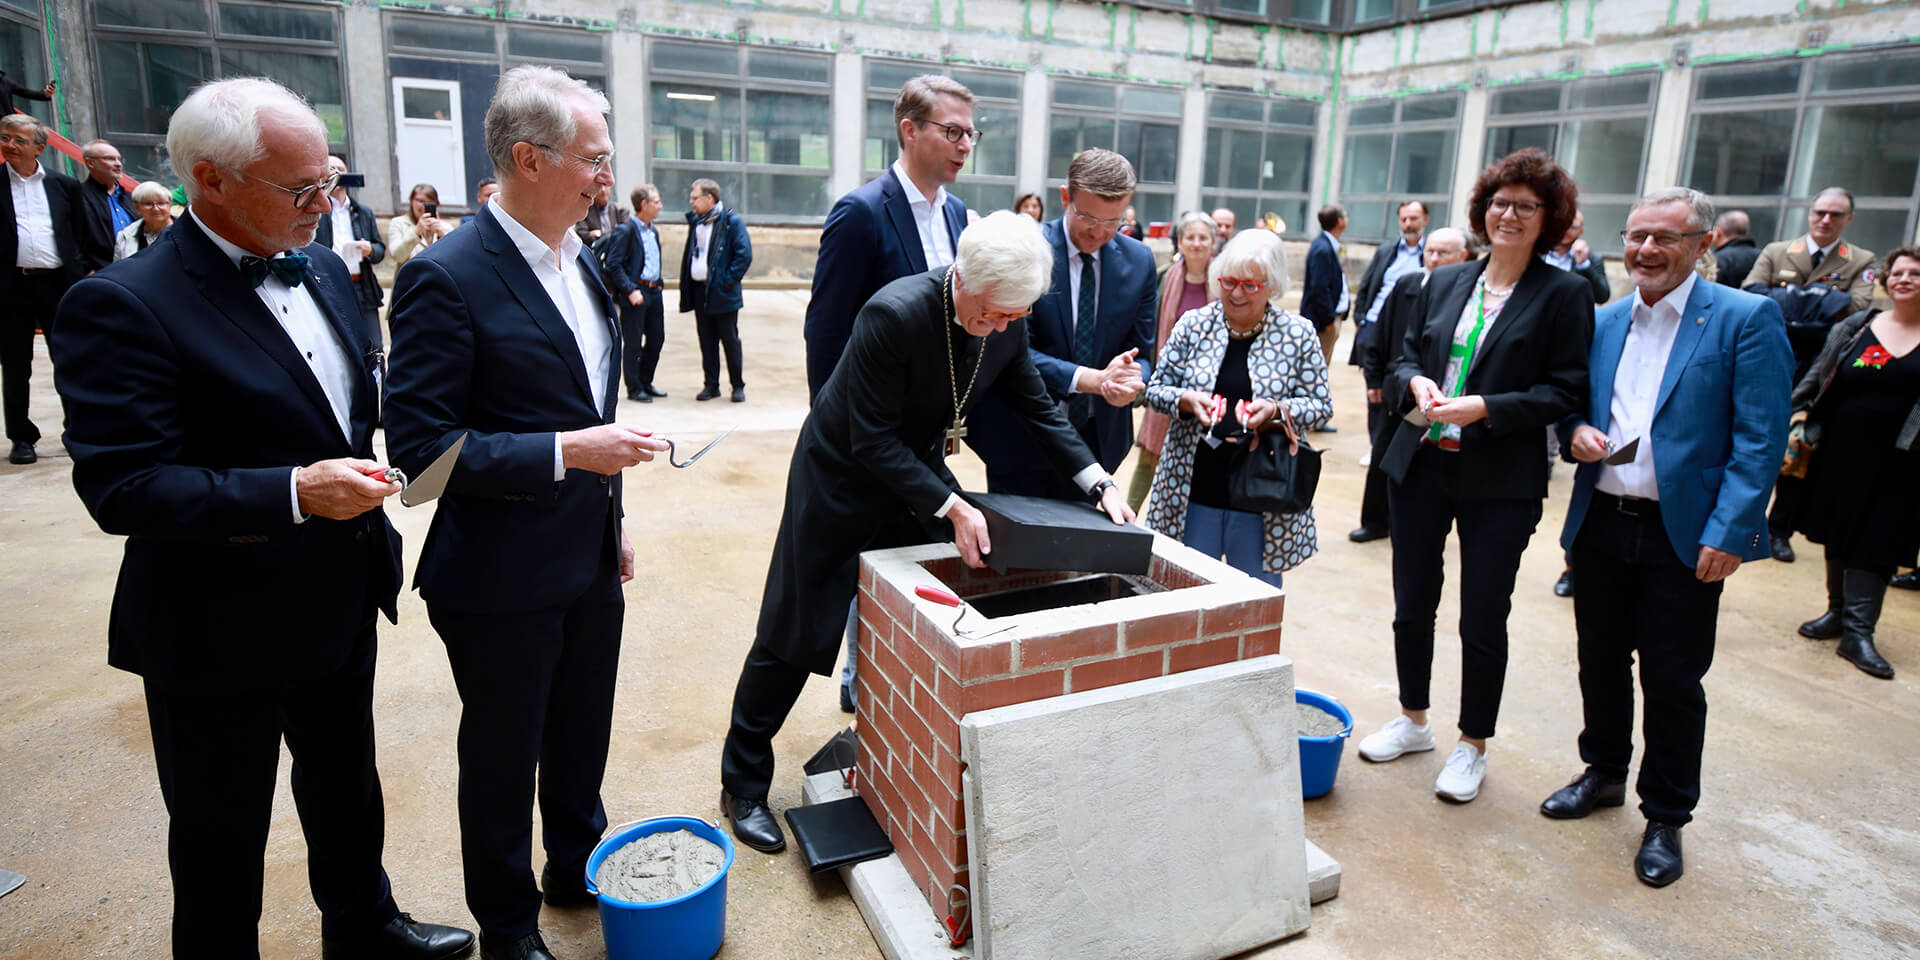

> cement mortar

[
  {"left": 1298, "top": 703, "right": 1347, "bottom": 737},
  {"left": 593, "top": 829, "right": 724, "bottom": 903}
]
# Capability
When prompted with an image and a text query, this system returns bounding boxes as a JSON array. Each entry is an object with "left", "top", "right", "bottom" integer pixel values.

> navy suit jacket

[
  {"left": 967, "top": 217, "right": 1157, "bottom": 480},
  {"left": 600, "top": 217, "right": 660, "bottom": 299},
  {"left": 1300, "top": 231, "right": 1344, "bottom": 330},
  {"left": 803, "top": 168, "right": 967, "bottom": 399},
  {"left": 678, "top": 205, "right": 752, "bottom": 315},
  {"left": 0, "top": 165, "right": 105, "bottom": 290},
  {"left": 1558, "top": 281, "right": 1792, "bottom": 566},
  {"left": 385, "top": 204, "right": 625, "bottom": 616},
  {"left": 51, "top": 213, "right": 399, "bottom": 694}
]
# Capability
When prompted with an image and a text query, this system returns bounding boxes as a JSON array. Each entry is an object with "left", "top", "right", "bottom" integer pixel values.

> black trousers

[
  {"left": 143, "top": 622, "right": 399, "bottom": 958},
  {"left": 3, "top": 269, "right": 67, "bottom": 443},
  {"left": 1358, "top": 399, "right": 1390, "bottom": 529},
  {"left": 1570, "top": 493, "right": 1721, "bottom": 825},
  {"left": 1767, "top": 472, "right": 1801, "bottom": 538},
  {"left": 622, "top": 287, "right": 665, "bottom": 394},
  {"left": 1387, "top": 444, "right": 1542, "bottom": 739},
  {"left": 686, "top": 282, "right": 744, "bottom": 390},
  {"left": 720, "top": 645, "right": 816, "bottom": 801},
  {"left": 428, "top": 544, "right": 624, "bottom": 941}
]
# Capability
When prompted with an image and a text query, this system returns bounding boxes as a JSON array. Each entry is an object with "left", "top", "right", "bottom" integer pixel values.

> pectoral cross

[{"left": 943, "top": 420, "right": 968, "bottom": 457}]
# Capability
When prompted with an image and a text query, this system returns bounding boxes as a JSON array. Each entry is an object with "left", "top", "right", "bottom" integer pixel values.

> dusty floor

[{"left": 2, "top": 289, "right": 1917, "bottom": 959}]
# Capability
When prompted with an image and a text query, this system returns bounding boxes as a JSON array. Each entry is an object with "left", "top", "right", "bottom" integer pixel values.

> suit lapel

[
  {"left": 1428, "top": 261, "right": 1483, "bottom": 374},
  {"left": 880, "top": 172, "right": 929, "bottom": 274},
  {"left": 1590, "top": 301, "right": 1630, "bottom": 427},
  {"left": 1653, "top": 280, "right": 1713, "bottom": 419},
  {"left": 1787, "top": 240, "right": 1814, "bottom": 282},
  {"left": 1469, "top": 257, "right": 1547, "bottom": 375},
  {"left": 478, "top": 208, "right": 598, "bottom": 411},
  {"left": 1046, "top": 219, "right": 1074, "bottom": 347},
  {"left": 941, "top": 195, "right": 966, "bottom": 250},
  {"left": 577, "top": 247, "right": 621, "bottom": 420},
  {"left": 299, "top": 246, "right": 374, "bottom": 443}
]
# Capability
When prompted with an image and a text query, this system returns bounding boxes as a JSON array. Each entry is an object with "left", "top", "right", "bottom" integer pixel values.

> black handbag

[{"left": 1227, "top": 405, "right": 1321, "bottom": 514}]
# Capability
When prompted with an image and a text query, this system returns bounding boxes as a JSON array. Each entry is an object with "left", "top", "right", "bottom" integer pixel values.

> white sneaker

[
  {"left": 1434, "top": 742, "right": 1487, "bottom": 802},
  {"left": 1357, "top": 448, "right": 1372, "bottom": 467},
  {"left": 1357, "top": 715, "right": 1436, "bottom": 762}
]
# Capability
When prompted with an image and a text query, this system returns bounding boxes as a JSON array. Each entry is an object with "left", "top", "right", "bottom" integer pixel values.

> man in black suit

[
  {"left": 1710, "top": 209, "right": 1759, "bottom": 289},
  {"left": 3, "top": 112, "right": 107, "bottom": 463},
  {"left": 1301, "top": 203, "right": 1350, "bottom": 431},
  {"left": 313, "top": 154, "right": 386, "bottom": 351},
  {"left": 1542, "top": 208, "right": 1610, "bottom": 304},
  {"left": 718, "top": 211, "right": 1133, "bottom": 854},
  {"left": 601, "top": 183, "right": 668, "bottom": 401},
  {"left": 386, "top": 66, "right": 667, "bottom": 960},
  {"left": 50, "top": 76, "right": 471, "bottom": 960},
  {"left": 79, "top": 138, "right": 137, "bottom": 270},
  {"left": 1352, "top": 200, "right": 1430, "bottom": 368}
]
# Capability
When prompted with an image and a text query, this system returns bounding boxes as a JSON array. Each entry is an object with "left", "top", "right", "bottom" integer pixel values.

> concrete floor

[{"left": 2, "top": 289, "right": 1916, "bottom": 960}]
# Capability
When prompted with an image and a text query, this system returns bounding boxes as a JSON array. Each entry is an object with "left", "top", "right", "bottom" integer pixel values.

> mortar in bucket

[
  {"left": 1295, "top": 689, "right": 1353, "bottom": 799},
  {"left": 584, "top": 815, "right": 736, "bottom": 960}
]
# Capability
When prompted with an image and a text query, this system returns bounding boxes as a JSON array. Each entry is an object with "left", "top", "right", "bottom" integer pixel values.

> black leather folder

[{"left": 783, "top": 796, "right": 894, "bottom": 874}]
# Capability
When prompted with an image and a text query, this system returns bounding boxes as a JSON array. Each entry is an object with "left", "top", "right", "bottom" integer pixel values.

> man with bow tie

[{"left": 51, "top": 77, "right": 473, "bottom": 959}]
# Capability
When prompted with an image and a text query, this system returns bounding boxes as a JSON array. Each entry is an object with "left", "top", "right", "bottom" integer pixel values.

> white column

[
  {"left": 1019, "top": 67, "right": 1049, "bottom": 194},
  {"left": 1640, "top": 66, "right": 1692, "bottom": 192},
  {"left": 340, "top": 3, "right": 394, "bottom": 213},
  {"left": 1451, "top": 87, "right": 1490, "bottom": 222},
  {"left": 1175, "top": 84, "right": 1206, "bottom": 214},
  {"left": 610, "top": 30, "right": 647, "bottom": 195},
  {"left": 830, "top": 50, "right": 866, "bottom": 202},
  {"left": 1314, "top": 93, "right": 1340, "bottom": 210}
]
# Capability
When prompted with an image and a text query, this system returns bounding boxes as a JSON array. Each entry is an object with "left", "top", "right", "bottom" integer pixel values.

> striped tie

[{"left": 1073, "top": 254, "right": 1097, "bottom": 426}]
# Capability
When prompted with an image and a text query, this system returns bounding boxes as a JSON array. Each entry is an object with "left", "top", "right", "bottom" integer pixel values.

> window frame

[
  {"left": 1200, "top": 90, "right": 1320, "bottom": 239},
  {"left": 862, "top": 60, "right": 1022, "bottom": 217},
  {"left": 1481, "top": 72, "right": 1659, "bottom": 256},
  {"left": 1338, "top": 92, "right": 1462, "bottom": 244},
  {"left": 0, "top": 3, "right": 52, "bottom": 133},
  {"left": 1044, "top": 77, "right": 1183, "bottom": 226}
]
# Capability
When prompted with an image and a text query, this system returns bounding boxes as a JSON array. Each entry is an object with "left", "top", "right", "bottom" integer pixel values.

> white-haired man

[
  {"left": 719, "top": 210, "right": 1134, "bottom": 854},
  {"left": 385, "top": 66, "right": 667, "bottom": 960},
  {"left": 50, "top": 78, "right": 473, "bottom": 959}
]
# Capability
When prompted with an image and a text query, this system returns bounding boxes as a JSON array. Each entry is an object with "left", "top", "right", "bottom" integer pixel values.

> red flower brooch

[{"left": 1854, "top": 345, "right": 1893, "bottom": 368}]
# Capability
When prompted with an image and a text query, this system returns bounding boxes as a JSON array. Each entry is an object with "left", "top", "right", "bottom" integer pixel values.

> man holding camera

[{"left": 314, "top": 156, "right": 386, "bottom": 352}]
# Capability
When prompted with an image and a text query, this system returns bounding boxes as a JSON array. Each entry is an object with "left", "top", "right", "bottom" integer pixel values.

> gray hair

[
  {"left": 1714, "top": 210, "right": 1750, "bottom": 237},
  {"left": 1633, "top": 187, "right": 1716, "bottom": 232},
  {"left": 955, "top": 210, "right": 1053, "bottom": 308},
  {"left": 0, "top": 113, "right": 46, "bottom": 147},
  {"left": 167, "top": 77, "right": 327, "bottom": 203},
  {"left": 1173, "top": 210, "right": 1218, "bottom": 244},
  {"left": 1426, "top": 226, "right": 1469, "bottom": 253},
  {"left": 130, "top": 180, "right": 171, "bottom": 205},
  {"left": 1209, "top": 228, "right": 1290, "bottom": 302},
  {"left": 484, "top": 65, "right": 610, "bottom": 179}
]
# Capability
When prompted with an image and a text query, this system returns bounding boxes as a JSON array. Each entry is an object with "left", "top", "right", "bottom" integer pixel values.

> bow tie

[{"left": 240, "top": 252, "right": 310, "bottom": 289}]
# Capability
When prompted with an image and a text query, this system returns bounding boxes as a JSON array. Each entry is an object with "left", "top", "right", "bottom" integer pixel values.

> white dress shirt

[
  {"left": 9, "top": 161, "right": 62, "bottom": 269},
  {"left": 889, "top": 160, "right": 954, "bottom": 270},
  {"left": 1596, "top": 271, "right": 1696, "bottom": 500},
  {"left": 689, "top": 203, "right": 720, "bottom": 282},
  {"left": 328, "top": 197, "right": 362, "bottom": 277},
  {"left": 1334, "top": 240, "right": 1351, "bottom": 315}
]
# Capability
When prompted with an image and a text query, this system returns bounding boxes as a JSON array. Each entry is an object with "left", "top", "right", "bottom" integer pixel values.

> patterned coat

[{"left": 1142, "top": 301, "right": 1333, "bottom": 574}]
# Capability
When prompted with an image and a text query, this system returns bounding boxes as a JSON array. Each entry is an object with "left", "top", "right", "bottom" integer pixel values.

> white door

[{"left": 392, "top": 78, "right": 466, "bottom": 208}]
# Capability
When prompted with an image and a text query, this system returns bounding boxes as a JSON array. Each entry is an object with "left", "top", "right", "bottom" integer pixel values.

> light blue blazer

[{"left": 1558, "top": 280, "right": 1794, "bottom": 567}]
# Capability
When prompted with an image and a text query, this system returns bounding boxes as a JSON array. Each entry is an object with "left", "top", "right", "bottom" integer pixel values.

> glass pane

[
  {"left": 99, "top": 40, "right": 213, "bottom": 135},
  {"left": 1049, "top": 114, "right": 1114, "bottom": 179},
  {"left": 1262, "top": 132, "right": 1312, "bottom": 193},
  {"left": 1266, "top": 198, "right": 1309, "bottom": 238},
  {"left": 506, "top": 27, "right": 602, "bottom": 64},
  {"left": 1418, "top": 0, "right": 1467, "bottom": 9},
  {"left": 118, "top": 144, "right": 173, "bottom": 185},
  {"left": 1697, "top": 62, "right": 1801, "bottom": 100},
  {"left": 401, "top": 86, "right": 452, "bottom": 121},
  {"left": 0, "top": 0, "right": 32, "bottom": 10},
  {"left": 1491, "top": 85, "right": 1561, "bottom": 116},
  {"left": 650, "top": 85, "right": 740, "bottom": 162},
  {"left": 1734, "top": 205, "right": 1783, "bottom": 245},
  {"left": 745, "top": 91, "right": 829, "bottom": 167},
  {"left": 946, "top": 181, "right": 1016, "bottom": 217},
  {"left": 747, "top": 172, "right": 830, "bottom": 220},
  {"left": 1355, "top": 0, "right": 1394, "bottom": 21},
  {"left": 1349, "top": 103, "right": 1394, "bottom": 127},
  {"left": 1122, "top": 86, "right": 1183, "bottom": 117},
  {"left": 968, "top": 104, "right": 1018, "bottom": 178},
  {"left": 1342, "top": 133, "right": 1393, "bottom": 194},
  {"left": 1209, "top": 94, "right": 1265, "bottom": 123},
  {"left": 1201, "top": 193, "right": 1256, "bottom": 236},
  {"left": 1783, "top": 208, "right": 1909, "bottom": 259},
  {"left": 1569, "top": 74, "right": 1653, "bottom": 110},
  {"left": 97, "top": 0, "right": 208, "bottom": 31},
  {"left": 220, "top": 49, "right": 344, "bottom": 142},
  {"left": 1053, "top": 79, "right": 1112, "bottom": 109},
  {"left": 1485, "top": 124, "right": 1555, "bottom": 166},
  {"left": 652, "top": 39, "right": 737, "bottom": 76},
  {"left": 1220, "top": 0, "right": 1266, "bottom": 14},
  {"left": 389, "top": 16, "right": 493, "bottom": 55},
  {"left": 949, "top": 67, "right": 1021, "bottom": 102},
  {"left": 1580, "top": 202, "right": 1632, "bottom": 257},
  {"left": 0, "top": 18, "right": 49, "bottom": 127},
  {"left": 1684, "top": 109, "right": 1795, "bottom": 197},
  {"left": 1790, "top": 103, "right": 1920, "bottom": 198},
  {"left": 1118, "top": 120, "right": 1178, "bottom": 184},
  {"left": 748, "top": 49, "right": 829, "bottom": 84},
  {"left": 1392, "top": 129, "right": 1455, "bottom": 194},
  {"left": 651, "top": 168, "right": 740, "bottom": 221},
  {"left": 219, "top": 3, "right": 334, "bottom": 42},
  {"left": 1559, "top": 117, "right": 1646, "bottom": 195},
  {"left": 1401, "top": 95, "right": 1458, "bottom": 121},
  {"left": 1134, "top": 190, "right": 1175, "bottom": 226},
  {"left": 864, "top": 97, "right": 897, "bottom": 172},
  {"left": 1271, "top": 99, "right": 1317, "bottom": 127},
  {"left": 1343, "top": 200, "right": 1390, "bottom": 241},
  {"left": 1203, "top": 127, "right": 1261, "bottom": 189},
  {"left": 1291, "top": 0, "right": 1331, "bottom": 24},
  {"left": 1812, "top": 52, "right": 1920, "bottom": 92},
  {"left": 1426, "top": 201, "right": 1451, "bottom": 235},
  {"left": 868, "top": 62, "right": 922, "bottom": 93}
]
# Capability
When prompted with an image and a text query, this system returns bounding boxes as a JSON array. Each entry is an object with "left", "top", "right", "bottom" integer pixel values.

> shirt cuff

[
  {"left": 1072, "top": 464, "right": 1107, "bottom": 493},
  {"left": 935, "top": 492, "right": 962, "bottom": 518},
  {"left": 552, "top": 433, "right": 567, "bottom": 482},
  {"left": 1075, "top": 365, "right": 1095, "bottom": 393},
  {"left": 289, "top": 467, "right": 307, "bottom": 524}
]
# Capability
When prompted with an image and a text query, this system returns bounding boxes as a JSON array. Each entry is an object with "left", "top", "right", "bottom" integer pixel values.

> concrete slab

[
  {"left": 1305, "top": 838, "right": 1340, "bottom": 905},
  {"left": 960, "top": 657, "right": 1310, "bottom": 960}
]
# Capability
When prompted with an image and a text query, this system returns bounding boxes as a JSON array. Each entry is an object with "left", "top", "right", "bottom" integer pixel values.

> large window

[
  {"left": 1685, "top": 49, "right": 1920, "bottom": 256},
  {"left": 1483, "top": 72, "right": 1658, "bottom": 255},
  {"left": 863, "top": 61, "right": 1021, "bottom": 215},
  {"left": 94, "top": 0, "right": 346, "bottom": 184},
  {"left": 1047, "top": 79, "right": 1181, "bottom": 224},
  {"left": 649, "top": 40, "right": 831, "bottom": 224},
  {"left": 1340, "top": 93, "right": 1460, "bottom": 242},
  {"left": 1, "top": 3, "right": 52, "bottom": 135},
  {"left": 1201, "top": 92, "right": 1317, "bottom": 238}
]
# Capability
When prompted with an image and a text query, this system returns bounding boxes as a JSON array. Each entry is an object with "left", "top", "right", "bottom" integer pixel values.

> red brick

[
  {"left": 896, "top": 701, "right": 935, "bottom": 759},
  {"left": 894, "top": 842, "right": 931, "bottom": 905},
  {"left": 910, "top": 675, "right": 934, "bottom": 714},
  {"left": 926, "top": 709, "right": 960, "bottom": 756},
  {"left": 1201, "top": 593, "right": 1286, "bottom": 635},
  {"left": 1244, "top": 626, "right": 1284, "bottom": 658},
  {"left": 929, "top": 740, "right": 965, "bottom": 790},
  {"left": 1017, "top": 623, "right": 1120, "bottom": 669},
  {"left": 1170, "top": 634, "right": 1242, "bottom": 674},
  {"left": 859, "top": 558, "right": 877, "bottom": 593},
  {"left": 908, "top": 817, "right": 949, "bottom": 881},
  {"left": 919, "top": 556, "right": 965, "bottom": 584},
  {"left": 876, "top": 579, "right": 914, "bottom": 632},
  {"left": 866, "top": 637, "right": 908, "bottom": 694},
  {"left": 864, "top": 761, "right": 906, "bottom": 834},
  {"left": 896, "top": 624, "right": 936, "bottom": 683},
  {"left": 958, "top": 638, "right": 1014, "bottom": 678},
  {"left": 1123, "top": 609, "right": 1201, "bottom": 651},
  {"left": 957, "top": 669, "right": 1066, "bottom": 714},
  {"left": 895, "top": 755, "right": 931, "bottom": 822},
  {"left": 1068, "top": 649, "right": 1166, "bottom": 692},
  {"left": 855, "top": 646, "right": 890, "bottom": 715},
  {"left": 926, "top": 805, "right": 969, "bottom": 869},
  {"left": 865, "top": 700, "right": 910, "bottom": 769}
]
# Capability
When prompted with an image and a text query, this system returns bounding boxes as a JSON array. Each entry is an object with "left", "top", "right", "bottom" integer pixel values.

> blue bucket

[
  {"left": 1296, "top": 689, "right": 1353, "bottom": 799},
  {"left": 584, "top": 816, "right": 736, "bottom": 960}
]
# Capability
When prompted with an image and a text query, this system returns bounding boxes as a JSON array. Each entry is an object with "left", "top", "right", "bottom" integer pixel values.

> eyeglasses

[
  {"left": 923, "top": 120, "right": 983, "bottom": 145},
  {"left": 1620, "top": 230, "right": 1709, "bottom": 250},
  {"left": 229, "top": 168, "right": 339, "bottom": 209},
  {"left": 979, "top": 307, "right": 1031, "bottom": 323},
  {"left": 1487, "top": 197, "right": 1542, "bottom": 219},
  {"left": 1069, "top": 207, "right": 1126, "bottom": 230},
  {"left": 136, "top": 199, "right": 171, "bottom": 209},
  {"left": 534, "top": 144, "right": 615, "bottom": 175},
  {"left": 0, "top": 134, "right": 41, "bottom": 148},
  {"left": 1217, "top": 277, "right": 1268, "bottom": 294},
  {"left": 1808, "top": 209, "right": 1851, "bottom": 222}
]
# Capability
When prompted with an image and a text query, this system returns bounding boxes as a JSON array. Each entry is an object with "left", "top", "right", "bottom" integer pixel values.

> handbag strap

[{"left": 1274, "top": 403, "right": 1302, "bottom": 457}]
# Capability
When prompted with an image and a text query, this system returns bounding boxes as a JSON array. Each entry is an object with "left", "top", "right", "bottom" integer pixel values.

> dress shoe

[
  {"left": 1839, "top": 568, "right": 1895, "bottom": 679},
  {"left": 1553, "top": 569, "right": 1575, "bottom": 598},
  {"left": 1347, "top": 525, "right": 1388, "bottom": 543},
  {"left": 1770, "top": 534, "right": 1796, "bottom": 563},
  {"left": 731, "top": 387, "right": 746, "bottom": 403},
  {"left": 696, "top": 386, "right": 721, "bottom": 401},
  {"left": 1539, "top": 770, "right": 1626, "bottom": 820},
  {"left": 480, "top": 930, "right": 555, "bottom": 960},
  {"left": 721, "top": 790, "right": 786, "bottom": 853},
  {"left": 541, "top": 861, "right": 595, "bottom": 908},
  {"left": 629, "top": 391, "right": 652, "bottom": 403},
  {"left": 8, "top": 442, "right": 34, "bottom": 465},
  {"left": 646, "top": 385, "right": 669, "bottom": 398},
  {"left": 321, "top": 912, "right": 475, "bottom": 960},
  {"left": 1891, "top": 570, "right": 1920, "bottom": 590},
  {"left": 1634, "top": 821, "right": 1684, "bottom": 888}
]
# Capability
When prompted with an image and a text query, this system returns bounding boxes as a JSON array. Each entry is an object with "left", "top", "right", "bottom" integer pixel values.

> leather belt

[
  {"left": 1594, "top": 491, "right": 1660, "bottom": 517},
  {"left": 13, "top": 265, "right": 58, "bottom": 276},
  {"left": 636, "top": 279, "right": 662, "bottom": 290}
]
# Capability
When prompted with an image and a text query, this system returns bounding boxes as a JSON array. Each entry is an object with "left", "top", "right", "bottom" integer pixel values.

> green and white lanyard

[{"left": 1428, "top": 276, "right": 1498, "bottom": 445}]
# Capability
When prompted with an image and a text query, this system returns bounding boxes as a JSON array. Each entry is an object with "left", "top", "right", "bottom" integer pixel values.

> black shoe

[
  {"left": 646, "top": 385, "right": 669, "bottom": 398},
  {"left": 1634, "top": 821, "right": 1684, "bottom": 888},
  {"left": 839, "top": 685, "right": 855, "bottom": 714},
  {"left": 1839, "top": 568, "right": 1895, "bottom": 679},
  {"left": 1554, "top": 569, "right": 1575, "bottom": 599},
  {"left": 1347, "top": 525, "right": 1388, "bottom": 543},
  {"left": 541, "top": 861, "right": 595, "bottom": 908},
  {"left": 1770, "top": 534, "right": 1796, "bottom": 563},
  {"left": 731, "top": 387, "right": 745, "bottom": 403},
  {"left": 1891, "top": 571, "right": 1920, "bottom": 591},
  {"left": 696, "top": 387, "right": 720, "bottom": 401},
  {"left": 721, "top": 790, "right": 786, "bottom": 853},
  {"left": 8, "top": 442, "right": 34, "bottom": 464},
  {"left": 1539, "top": 771, "right": 1626, "bottom": 820},
  {"left": 629, "top": 391, "right": 651, "bottom": 403},
  {"left": 1798, "top": 610, "right": 1843, "bottom": 639},
  {"left": 321, "top": 913, "right": 475, "bottom": 960},
  {"left": 479, "top": 930, "right": 554, "bottom": 960}
]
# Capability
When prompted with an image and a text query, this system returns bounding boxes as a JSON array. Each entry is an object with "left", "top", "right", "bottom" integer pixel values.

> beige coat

[{"left": 1747, "top": 236, "right": 1878, "bottom": 313}]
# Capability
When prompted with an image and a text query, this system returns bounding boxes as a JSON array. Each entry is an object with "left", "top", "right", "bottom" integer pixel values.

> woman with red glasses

[{"left": 1140, "top": 229, "right": 1331, "bottom": 588}]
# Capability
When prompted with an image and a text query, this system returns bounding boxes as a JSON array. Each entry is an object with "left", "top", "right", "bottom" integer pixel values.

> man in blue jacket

[
  {"left": 680, "top": 177, "right": 752, "bottom": 402},
  {"left": 1540, "top": 187, "right": 1791, "bottom": 890},
  {"left": 1299, "top": 203, "right": 1349, "bottom": 430}
]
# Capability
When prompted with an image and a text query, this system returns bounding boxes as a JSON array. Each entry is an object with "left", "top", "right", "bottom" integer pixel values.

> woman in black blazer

[{"left": 1357, "top": 148, "right": 1594, "bottom": 802}]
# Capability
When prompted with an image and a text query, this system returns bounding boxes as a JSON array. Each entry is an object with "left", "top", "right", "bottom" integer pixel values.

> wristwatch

[{"left": 1088, "top": 478, "right": 1116, "bottom": 502}]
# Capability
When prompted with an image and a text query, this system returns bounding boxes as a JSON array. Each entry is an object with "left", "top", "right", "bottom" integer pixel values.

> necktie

[
  {"left": 1809, "top": 248, "right": 1825, "bottom": 272},
  {"left": 1072, "top": 254, "right": 1098, "bottom": 427},
  {"left": 240, "top": 252, "right": 310, "bottom": 289}
]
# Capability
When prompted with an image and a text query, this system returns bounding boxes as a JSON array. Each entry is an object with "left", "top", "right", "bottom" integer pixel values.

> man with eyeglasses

[
  {"left": 50, "top": 77, "right": 474, "bottom": 958},
  {"left": 78, "top": 138, "right": 136, "bottom": 270},
  {"left": 680, "top": 177, "right": 752, "bottom": 403},
  {"left": 313, "top": 155, "right": 386, "bottom": 355},
  {"left": 966, "top": 147, "right": 1156, "bottom": 498}
]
